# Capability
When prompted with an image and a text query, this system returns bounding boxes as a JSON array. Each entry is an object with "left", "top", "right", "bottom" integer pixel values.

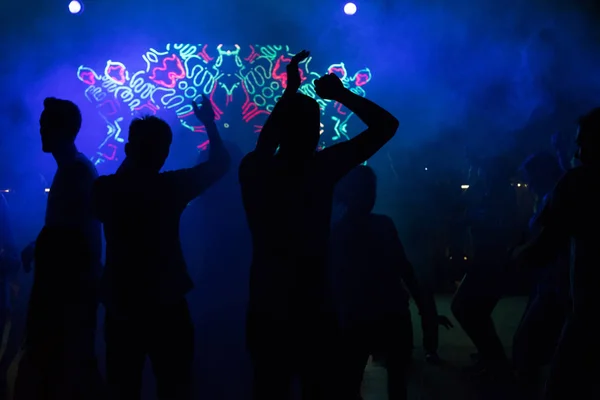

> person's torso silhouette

[
  {"left": 95, "top": 166, "right": 194, "bottom": 312},
  {"left": 330, "top": 213, "right": 410, "bottom": 324},
  {"left": 240, "top": 153, "right": 342, "bottom": 315}
]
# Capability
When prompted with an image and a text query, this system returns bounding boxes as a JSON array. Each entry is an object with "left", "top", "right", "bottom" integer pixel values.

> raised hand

[
  {"left": 314, "top": 73, "right": 347, "bottom": 101},
  {"left": 289, "top": 50, "right": 310, "bottom": 67},
  {"left": 192, "top": 94, "right": 215, "bottom": 126},
  {"left": 286, "top": 50, "right": 310, "bottom": 92}
]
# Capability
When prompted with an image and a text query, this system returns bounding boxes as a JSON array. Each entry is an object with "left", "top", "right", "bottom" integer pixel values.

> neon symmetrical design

[{"left": 77, "top": 44, "right": 372, "bottom": 165}]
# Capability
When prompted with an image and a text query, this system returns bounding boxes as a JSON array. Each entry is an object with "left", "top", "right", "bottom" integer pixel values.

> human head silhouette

[
  {"left": 335, "top": 165, "right": 377, "bottom": 216},
  {"left": 277, "top": 93, "right": 321, "bottom": 159},
  {"left": 125, "top": 116, "right": 173, "bottom": 172},
  {"left": 576, "top": 108, "right": 600, "bottom": 168},
  {"left": 520, "top": 152, "right": 563, "bottom": 197},
  {"left": 39, "top": 97, "right": 82, "bottom": 153}
]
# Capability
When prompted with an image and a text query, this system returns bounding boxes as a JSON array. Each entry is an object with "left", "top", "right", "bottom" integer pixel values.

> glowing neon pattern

[{"left": 77, "top": 44, "right": 372, "bottom": 165}]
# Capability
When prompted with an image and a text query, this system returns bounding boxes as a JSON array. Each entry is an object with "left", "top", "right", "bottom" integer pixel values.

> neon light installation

[{"left": 77, "top": 44, "right": 372, "bottom": 165}]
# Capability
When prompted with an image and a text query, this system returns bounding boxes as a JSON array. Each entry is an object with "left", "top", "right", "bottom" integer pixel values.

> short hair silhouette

[
  {"left": 128, "top": 116, "right": 172, "bottom": 147},
  {"left": 125, "top": 116, "right": 173, "bottom": 170},
  {"left": 41, "top": 97, "right": 82, "bottom": 140},
  {"left": 278, "top": 93, "right": 321, "bottom": 156}
]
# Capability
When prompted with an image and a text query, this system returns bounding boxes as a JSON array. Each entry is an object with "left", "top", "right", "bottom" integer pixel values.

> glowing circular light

[
  {"left": 343, "top": 3, "right": 357, "bottom": 15},
  {"left": 68, "top": 1, "right": 82, "bottom": 14}
]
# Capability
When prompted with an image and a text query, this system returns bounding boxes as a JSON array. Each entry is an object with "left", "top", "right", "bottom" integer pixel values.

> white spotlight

[{"left": 68, "top": 1, "right": 83, "bottom": 14}]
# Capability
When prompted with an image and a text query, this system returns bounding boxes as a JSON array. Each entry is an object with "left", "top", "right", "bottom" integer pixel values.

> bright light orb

[
  {"left": 68, "top": 1, "right": 82, "bottom": 14},
  {"left": 343, "top": 2, "right": 357, "bottom": 15}
]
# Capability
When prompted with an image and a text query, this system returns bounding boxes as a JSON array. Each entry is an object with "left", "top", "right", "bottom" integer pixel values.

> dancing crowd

[{"left": 0, "top": 50, "right": 598, "bottom": 400}]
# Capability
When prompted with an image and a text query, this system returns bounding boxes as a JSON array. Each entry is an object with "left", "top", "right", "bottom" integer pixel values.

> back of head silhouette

[
  {"left": 336, "top": 165, "right": 377, "bottom": 215},
  {"left": 39, "top": 97, "right": 82, "bottom": 153},
  {"left": 278, "top": 93, "right": 321, "bottom": 158},
  {"left": 125, "top": 116, "right": 173, "bottom": 172},
  {"left": 576, "top": 108, "right": 600, "bottom": 168},
  {"left": 521, "top": 152, "right": 563, "bottom": 196}
]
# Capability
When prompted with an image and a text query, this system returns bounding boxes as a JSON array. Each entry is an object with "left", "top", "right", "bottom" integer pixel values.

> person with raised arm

[
  {"left": 239, "top": 50, "right": 399, "bottom": 400},
  {"left": 92, "top": 95, "right": 230, "bottom": 400}
]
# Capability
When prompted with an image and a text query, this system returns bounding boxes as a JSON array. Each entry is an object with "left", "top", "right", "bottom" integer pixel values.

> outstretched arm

[
  {"left": 255, "top": 50, "right": 310, "bottom": 157},
  {"left": 171, "top": 96, "right": 231, "bottom": 205},
  {"left": 392, "top": 234, "right": 438, "bottom": 349},
  {"left": 316, "top": 74, "right": 399, "bottom": 181},
  {"left": 385, "top": 217, "right": 451, "bottom": 355}
]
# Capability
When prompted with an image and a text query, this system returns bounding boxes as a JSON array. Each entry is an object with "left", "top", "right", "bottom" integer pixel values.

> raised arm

[
  {"left": 255, "top": 50, "right": 310, "bottom": 157},
  {"left": 172, "top": 95, "right": 231, "bottom": 204},
  {"left": 316, "top": 74, "right": 399, "bottom": 181}
]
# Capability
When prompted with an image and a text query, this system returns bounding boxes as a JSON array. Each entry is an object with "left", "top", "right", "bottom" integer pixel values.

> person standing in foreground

[
  {"left": 15, "top": 97, "right": 103, "bottom": 400},
  {"left": 92, "top": 95, "right": 230, "bottom": 400},
  {"left": 239, "top": 50, "right": 399, "bottom": 399},
  {"left": 515, "top": 108, "right": 600, "bottom": 399}
]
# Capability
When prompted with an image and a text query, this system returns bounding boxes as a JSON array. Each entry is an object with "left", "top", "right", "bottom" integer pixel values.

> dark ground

[
  {"left": 364, "top": 295, "right": 532, "bottom": 400},
  {"left": 3, "top": 294, "right": 531, "bottom": 399}
]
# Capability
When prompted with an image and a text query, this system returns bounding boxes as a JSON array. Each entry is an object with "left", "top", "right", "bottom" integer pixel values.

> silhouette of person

[
  {"left": 451, "top": 159, "right": 518, "bottom": 377},
  {"left": 181, "top": 140, "right": 253, "bottom": 400},
  {"left": 329, "top": 165, "right": 453, "bottom": 400},
  {"left": 239, "top": 50, "right": 399, "bottom": 400},
  {"left": 92, "top": 95, "right": 230, "bottom": 400},
  {"left": 516, "top": 108, "right": 600, "bottom": 399},
  {"left": 512, "top": 152, "right": 568, "bottom": 391},
  {"left": 14, "top": 97, "right": 103, "bottom": 400}
]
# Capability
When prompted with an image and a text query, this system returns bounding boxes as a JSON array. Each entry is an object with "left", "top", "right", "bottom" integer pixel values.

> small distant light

[
  {"left": 517, "top": 183, "right": 521, "bottom": 187},
  {"left": 461, "top": 184, "right": 469, "bottom": 190},
  {"left": 45, "top": 188, "right": 50, "bottom": 193},
  {"left": 0, "top": 189, "right": 9, "bottom": 193},
  {"left": 224, "top": 123, "right": 230, "bottom": 128},
  {"left": 344, "top": 2, "right": 357, "bottom": 15},
  {"left": 68, "top": 1, "right": 83, "bottom": 14},
  {"left": 424, "top": 167, "right": 428, "bottom": 171},
  {"left": 464, "top": 256, "right": 468, "bottom": 260}
]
